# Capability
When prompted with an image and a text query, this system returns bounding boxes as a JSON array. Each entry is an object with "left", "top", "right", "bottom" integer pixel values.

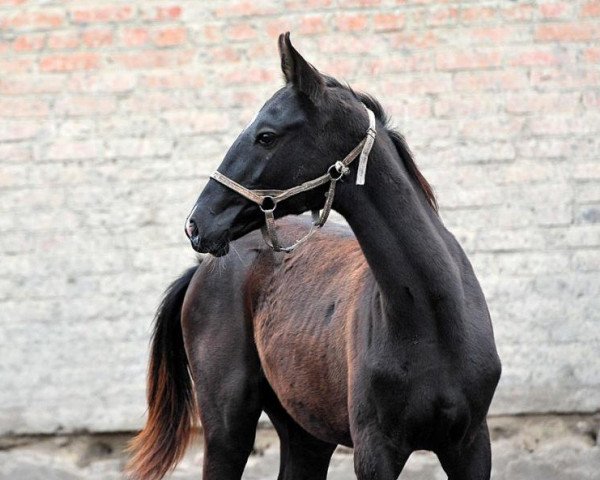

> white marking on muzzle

[{"left": 185, "top": 203, "right": 198, "bottom": 226}]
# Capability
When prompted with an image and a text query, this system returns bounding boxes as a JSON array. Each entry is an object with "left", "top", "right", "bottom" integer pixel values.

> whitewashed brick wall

[{"left": 1, "top": 0, "right": 599, "bottom": 434}]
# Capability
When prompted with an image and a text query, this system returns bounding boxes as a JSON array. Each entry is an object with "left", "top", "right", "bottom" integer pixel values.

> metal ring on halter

[
  {"left": 260, "top": 196, "right": 276, "bottom": 213},
  {"left": 327, "top": 162, "right": 347, "bottom": 181}
]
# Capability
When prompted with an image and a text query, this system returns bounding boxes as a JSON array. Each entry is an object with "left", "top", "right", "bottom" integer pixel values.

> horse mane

[{"left": 324, "top": 77, "right": 438, "bottom": 212}]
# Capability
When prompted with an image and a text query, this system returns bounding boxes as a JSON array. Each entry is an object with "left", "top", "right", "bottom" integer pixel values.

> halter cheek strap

[{"left": 210, "top": 104, "right": 377, "bottom": 253}]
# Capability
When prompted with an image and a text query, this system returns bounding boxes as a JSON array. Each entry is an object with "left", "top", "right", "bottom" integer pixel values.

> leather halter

[{"left": 210, "top": 104, "right": 377, "bottom": 253}]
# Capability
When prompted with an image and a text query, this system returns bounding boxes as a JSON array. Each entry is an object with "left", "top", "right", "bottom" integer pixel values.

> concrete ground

[{"left": 0, "top": 415, "right": 598, "bottom": 480}]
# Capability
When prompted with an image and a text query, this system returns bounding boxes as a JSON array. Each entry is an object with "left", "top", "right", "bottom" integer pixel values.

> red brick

[
  {"left": 222, "top": 68, "right": 275, "bottom": 85},
  {"left": 508, "top": 47, "right": 562, "bottom": 66},
  {"left": 121, "top": 28, "right": 149, "bottom": 47},
  {"left": 120, "top": 91, "right": 194, "bottom": 112},
  {"left": 285, "top": 0, "right": 333, "bottom": 10},
  {"left": 467, "top": 26, "right": 523, "bottom": 44},
  {"left": 264, "top": 19, "right": 294, "bottom": 38},
  {"left": 111, "top": 50, "right": 194, "bottom": 70},
  {"left": 12, "top": 33, "right": 45, "bottom": 52},
  {"left": 0, "top": 9, "right": 64, "bottom": 29},
  {"left": 390, "top": 31, "right": 438, "bottom": 49},
  {"left": 319, "top": 58, "right": 361, "bottom": 77},
  {"left": 436, "top": 50, "right": 502, "bottom": 70},
  {"left": 0, "top": 98, "right": 50, "bottom": 117},
  {"left": 204, "top": 24, "right": 222, "bottom": 43},
  {"left": 71, "top": 6, "right": 135, "bottom": 24},
  {"left": 454, "top": 70, "right": 528, "bottom": 91},
  {"left": 338, "top": 0, "right": 381, "bottom": 6},
  {"left": 501, "top": 4, "right": 534, "bottom": 21},
  {"left": 539, "top": 3, "right": 571, "bottom": 19},
  {"left": 153, "top": 5, "right": 182, "bottom": 21},
  {"left": 535, "top": 22, "right": 600, "bottom": 41},
  {"left": 318, "top": 35, "right": 378, "bottom": 54},
  {"left": 0, "top": 75, "right": 64, "bottom": 95},
  {"left": 460, "top": 6, "right": 497, "bottom": 23},
  {"left": 207, "top": 46, "right": 241, "bottom": 63},
  {"left": 40, "top": 53, "right": 101, "bottom": 72},
  {"left": 82, "top": 29, "right": 113, "bottom": 48},
  {"left": 227, "top": 23, "right": 257, "bottom": 41},
  {"left": 426, "top": 7, "right": 458, "bottom": 26},
  {"left": 153, "top": 26, "right": 187, "bottom": 47},
  {"left": 47, "top": 32, "right": 80, "bottom": 50},
  {"left": 246, "top": 42, "right": 271, "bottom": 60},
  {"left": 584, "top": 46, "right": 600, "bottom": 62},
  {"left": 336, "top": 14, "right": 368, "bottom": 32},
  {"left": 299, "top": 16, "right": 326, "bottom": 35},
  {"left": 140, "top": 73, "right": 204, "bottom": 89},
  {"left": 232, "top": 90, "right": 261, "bottom": 106},
  {"left": 581, "top": 1, "right": 600, "bottom": 16},
  {"left": 213, "top": 2, "right": 275, "bottom": 17},
  {"left": 374, "top": 13, "right": 405, "bottom": 32}
]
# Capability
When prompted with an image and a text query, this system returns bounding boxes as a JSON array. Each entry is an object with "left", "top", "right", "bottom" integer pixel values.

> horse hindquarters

[{"left": 180, "top": 255, "right": 265, "bottom": 480}]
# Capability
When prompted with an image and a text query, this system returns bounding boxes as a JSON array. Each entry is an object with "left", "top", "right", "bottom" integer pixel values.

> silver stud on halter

[{"left": 210, "top": 103, "right": 377, "bottom": 253}]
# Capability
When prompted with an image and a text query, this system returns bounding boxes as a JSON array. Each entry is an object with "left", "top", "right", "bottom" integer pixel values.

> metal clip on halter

[{"left": 210, "top": 104, "right": 377, "bottom": 253}]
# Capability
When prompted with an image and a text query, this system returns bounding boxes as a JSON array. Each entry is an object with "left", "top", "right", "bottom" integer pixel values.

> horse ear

[{"left": 278, "top": 32, "right": 325, "bottom": 105}]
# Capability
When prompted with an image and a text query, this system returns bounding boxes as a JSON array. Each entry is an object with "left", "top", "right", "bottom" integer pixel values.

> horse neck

[{"left": 335, "top": 132, "right": 462, "bottom": 326}]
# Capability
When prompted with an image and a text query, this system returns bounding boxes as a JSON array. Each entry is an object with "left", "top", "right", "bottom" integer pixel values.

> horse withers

[{"left": 128, "top": 33, "right": 501, "bottom": 480}]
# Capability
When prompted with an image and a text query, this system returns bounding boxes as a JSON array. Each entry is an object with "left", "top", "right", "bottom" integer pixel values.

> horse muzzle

[{"left": 185, "top": 217, "right": 231, "bottom": 256}]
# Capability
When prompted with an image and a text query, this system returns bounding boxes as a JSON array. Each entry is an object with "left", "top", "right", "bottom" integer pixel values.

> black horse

[{"left": 128, "top": 33, "right": 501, "bottom": 480}]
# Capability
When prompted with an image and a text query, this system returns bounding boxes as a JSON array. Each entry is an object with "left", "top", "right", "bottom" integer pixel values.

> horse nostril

[{"left": 185, "top": 218, "right": 199, "bottom": 240}]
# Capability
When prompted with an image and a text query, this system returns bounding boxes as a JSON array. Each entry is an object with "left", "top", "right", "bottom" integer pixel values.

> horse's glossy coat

[{"left": 128, "top": 33, "right": 501, "bottom": 480}]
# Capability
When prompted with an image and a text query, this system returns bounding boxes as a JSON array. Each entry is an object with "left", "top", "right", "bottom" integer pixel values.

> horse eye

[{"left": 256, "top": 131, "right": 277, "bottom": 147}]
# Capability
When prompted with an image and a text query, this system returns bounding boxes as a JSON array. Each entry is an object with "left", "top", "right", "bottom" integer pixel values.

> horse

[{"left": 127, "top": 33, "right": 501, "bottom": 480}]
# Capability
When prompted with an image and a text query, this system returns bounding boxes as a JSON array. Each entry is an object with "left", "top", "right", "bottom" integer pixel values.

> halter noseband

[{"left": 210, "top": 104, "right": 377, "bottom": 253}]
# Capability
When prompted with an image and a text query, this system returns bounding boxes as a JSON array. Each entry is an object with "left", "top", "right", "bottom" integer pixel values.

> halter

[{"left": 210, "top": 104, "right": 377, "bottom": 253}]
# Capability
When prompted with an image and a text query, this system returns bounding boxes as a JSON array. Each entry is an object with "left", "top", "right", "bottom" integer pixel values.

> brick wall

[{"left": 1, "top": 0, "right": 598, "bottom": 435}]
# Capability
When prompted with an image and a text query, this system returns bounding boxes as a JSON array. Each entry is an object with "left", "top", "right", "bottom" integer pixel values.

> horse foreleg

[
  {"left": 436, "top": 420, "right": 492, "bottom": 480},
  {"left": 352, "top": 426, "right": 411, "bottom": 480}
]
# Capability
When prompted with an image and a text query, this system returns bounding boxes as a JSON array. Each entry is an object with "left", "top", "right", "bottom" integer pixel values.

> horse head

[{"left": 185, "top": 32, "right": 372, "bottom": 256}]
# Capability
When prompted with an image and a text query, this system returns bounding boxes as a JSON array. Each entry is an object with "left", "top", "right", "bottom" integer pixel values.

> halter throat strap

[{"left": 210, "top": 104, "right": 376, "bottom": 253}]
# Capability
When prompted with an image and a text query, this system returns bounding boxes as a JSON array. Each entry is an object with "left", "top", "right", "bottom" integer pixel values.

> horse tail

[{"left": 126, "top": 264, "right": 199, "bottom": 480}]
